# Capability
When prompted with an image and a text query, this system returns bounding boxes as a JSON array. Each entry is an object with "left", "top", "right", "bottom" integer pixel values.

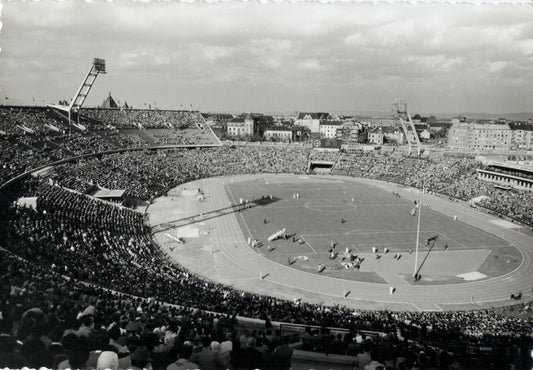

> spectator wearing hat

[
  {"left": 77, "top": 314, "right": 95, "bottom": 338},
  {"left": 108, "top": 325, "right": 129, "bottom": 354},
  {"left": 96, "top": 350, "right": 119, "bottom": 370},
  {"left": 57, "top": 335, "right": 91, "bottom": 370}
]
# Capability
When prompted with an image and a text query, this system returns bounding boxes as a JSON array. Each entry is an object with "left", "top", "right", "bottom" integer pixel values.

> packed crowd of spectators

[
  {"left": 1, "top": 107, "right": 533, "bottom": 369},
  {"left": 50, "top": 146, "right": 311, "bottom": 202},
  {"left": 48, "top": 133, "right": 115, "bottom": 156},
  {"left": 1, "top": 177, "right": 532, "bottom": 369},
  {"left": 334, "top": 150, "right": 409, "bottom": 182},
  {"left": 308, "top": 149, "right": 340, "bottom": 163},
  {"left": 148, "top": 129, "right": 214, "bottom": 146},
  {"left": 108, "top": 131, "right": 151, "bottom": 148},
  {"left": 297, "top": 325, "right": 530, "bottom": 369},
  {"left": 441, "top": 176, "right": 533, "bottom": 227},
  {"left": 0, "top": 106, "right": 219, "bottom": 186},
  {"left": 0, "top": 107, "right": 69, "bottom": 135},
  {"left": 0, "top": 136, "right": 68, "bottom": 184},
  {"left": 1, "top": 241, "right": 301, "bottom": 369},
  {"left": 80, "top": 109, "right": 200, "bottom": 130},
  {"left": 333, "top": 150, "right": 533, "bottom": 228}
]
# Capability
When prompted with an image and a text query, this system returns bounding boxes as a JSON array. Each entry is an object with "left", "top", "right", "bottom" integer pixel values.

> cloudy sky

[{"left": 1, "top": 2, "right": 532, "bottom": 115}]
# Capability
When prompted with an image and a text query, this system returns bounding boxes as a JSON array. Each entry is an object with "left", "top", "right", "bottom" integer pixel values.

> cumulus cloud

[{"left": 0, "top": 2, "right": 532, "bottom": 114}]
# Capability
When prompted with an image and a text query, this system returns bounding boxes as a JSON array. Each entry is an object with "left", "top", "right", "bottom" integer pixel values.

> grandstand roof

[
  {"left": 91, "top": 189, "right": 125, "bottom": 199},
  {"left": 100, "top": 94, "right": 118, "bottom": 109},
  {"left": 486, "top": 162, "right": 533, "bottom": 176}
]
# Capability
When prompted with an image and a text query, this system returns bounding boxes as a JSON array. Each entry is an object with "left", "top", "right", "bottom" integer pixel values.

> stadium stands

[
  {"left": 0, "top": 106, "right": 532, "bottom": 369},
  {"left": 334, "top": 150, "right": 533, "bottom": 228}
]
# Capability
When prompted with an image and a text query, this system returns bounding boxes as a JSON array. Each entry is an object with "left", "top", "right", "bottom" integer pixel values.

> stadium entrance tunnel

[{"left": 308, "top": 161, "right": 334, "bottom": 174}]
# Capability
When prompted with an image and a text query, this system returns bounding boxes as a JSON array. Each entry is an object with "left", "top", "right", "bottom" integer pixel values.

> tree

[{"left": 252, "top": 115, "right": 275, "bottom": 137}]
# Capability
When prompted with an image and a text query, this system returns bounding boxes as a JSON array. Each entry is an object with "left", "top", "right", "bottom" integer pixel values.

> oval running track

[{"left": 148, "top": 174, "right": 533, "bottom": 312}]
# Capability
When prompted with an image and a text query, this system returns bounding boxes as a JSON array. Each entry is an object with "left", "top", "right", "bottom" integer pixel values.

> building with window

[
  {"left": 367, "top": 127, "right": 384, "bottom": 145},
  {"left": 382, "top": 127, "right": 406, "bottom": 145},
  {"left": 227, "top": 117, "right": 254, "bottom": 137},
  {"left": 447, "top": 122, "right": 512, "bottom": 152},
  {"left": 295, "top": 112, "right": 330, "bottom": 133},
  {"left": 509, "top": 122, "right": 533, "bottom": 150},
  {"left": 336, "top": 121, "right": 364, "bottom": 144},
  {"left": 358, "top": 117, "right": 400, "bottom": 128},
  {"left": 264, "top": 127, "right": 293, "bottom": 142},
  {"left": 319, "top": 120, "right": 343, "bottom": 139}
]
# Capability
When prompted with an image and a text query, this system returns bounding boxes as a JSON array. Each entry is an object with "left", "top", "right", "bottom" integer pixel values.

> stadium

[{"left": 1, "top": 59, "right": 533, "bottom": 370}]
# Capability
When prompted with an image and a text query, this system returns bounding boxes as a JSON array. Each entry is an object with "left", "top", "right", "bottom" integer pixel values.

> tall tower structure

[
  {"left": 49, "top": 58, "right": 107, "bottom": 126},
  {"left": 393, "top": 98, "right": 421, "bottom": 156}
]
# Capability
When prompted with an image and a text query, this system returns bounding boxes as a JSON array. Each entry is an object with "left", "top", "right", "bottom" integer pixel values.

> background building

[
  {"left": 227, "top": 117, "right": 254, "bottom": 137},
  {"left": 295, "top": 112, "right": 330, "bottom": 133},
  {"left": 264, "top": 127, "right": 293, "bottom": 142},
  {"left": 510, "top": 122, "right": 533, "bottom": 150},
  {"left": 336, "top": 121, "right": 364, "bottom": 144},
  {"left": 319, "top": 120, "right": 343, "bottom": 139},
  {"left": 367, "top": 127, "right": 384, "bottom": 145},
  {"left": 382, "top": 126, "right": 405, "bottom": 145},
  {"left": 448, "top": 122, "right": 512, "bottom": 152},
  {"left": 358, "top": 117, "right": 399, "bottom": 128}
]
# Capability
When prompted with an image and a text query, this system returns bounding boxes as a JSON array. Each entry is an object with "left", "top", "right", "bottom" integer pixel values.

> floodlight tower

[
  {"left": 49, "top": 58, "right": 106, "bottom": 126},
  {"left": 393, "top": 98, "right": 421, "bottom": 156}
]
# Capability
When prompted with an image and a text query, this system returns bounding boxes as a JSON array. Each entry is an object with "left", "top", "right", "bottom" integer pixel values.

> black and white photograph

[{"left": 0, "top": 2, "right": 532, "bottom": 369}]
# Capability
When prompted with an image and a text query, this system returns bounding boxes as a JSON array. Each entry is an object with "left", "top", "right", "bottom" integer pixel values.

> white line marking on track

[
  {"left": 437, "top": 231, "right": 470, "bottom": 249},
  {"left": 225, "top": 182, "right": 262, "bottom": 256},
  {"left": 300, "top": 235, "right": 318, "bottom": 254}
]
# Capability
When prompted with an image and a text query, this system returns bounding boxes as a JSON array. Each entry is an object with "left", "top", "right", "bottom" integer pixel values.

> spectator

[
  {"left": 274, "top": 336, "right": 293, "bottom": 370},
  {"left": 167, "top": 341, "right": 198, "bottom": 370},
  {"left": 355, "top": 341, "right": 373, "bottom": 370},
  {"left": 130, "top": 345, "right": 153, "bottom": 370},
  {"left": 96, "top": 351, "right": 119, "bottom": 370},
  {"left": 191, "top": 336, "right": 225, "bottom": 370},
  {"left": 231, "top": 335, "right": 264, "bottom": 370}
]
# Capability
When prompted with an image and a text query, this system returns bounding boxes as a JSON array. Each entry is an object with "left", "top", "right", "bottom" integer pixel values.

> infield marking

[
  {"left": 299, "top": 235, "right": 318, "bottom": 254},
  {"left": 148, "top": 174, "right": 533, "bottom": 311}
]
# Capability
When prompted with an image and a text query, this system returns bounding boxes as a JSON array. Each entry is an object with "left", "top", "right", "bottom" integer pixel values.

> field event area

[
  {"left": 225, "top": 176, "right": 515, "bottom": 284},
  {"left": 147, "top": 170, "right": 532, "bottom": 314}
]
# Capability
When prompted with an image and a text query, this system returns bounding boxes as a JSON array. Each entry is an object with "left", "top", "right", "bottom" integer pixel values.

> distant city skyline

[{"left": 1, "top": 2, "right": 532, "bottom": 115}]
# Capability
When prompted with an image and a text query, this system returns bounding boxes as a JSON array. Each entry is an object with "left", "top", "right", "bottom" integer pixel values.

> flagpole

[{"left": 413, "top": 188, "right": 422, "bottom": 278}]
